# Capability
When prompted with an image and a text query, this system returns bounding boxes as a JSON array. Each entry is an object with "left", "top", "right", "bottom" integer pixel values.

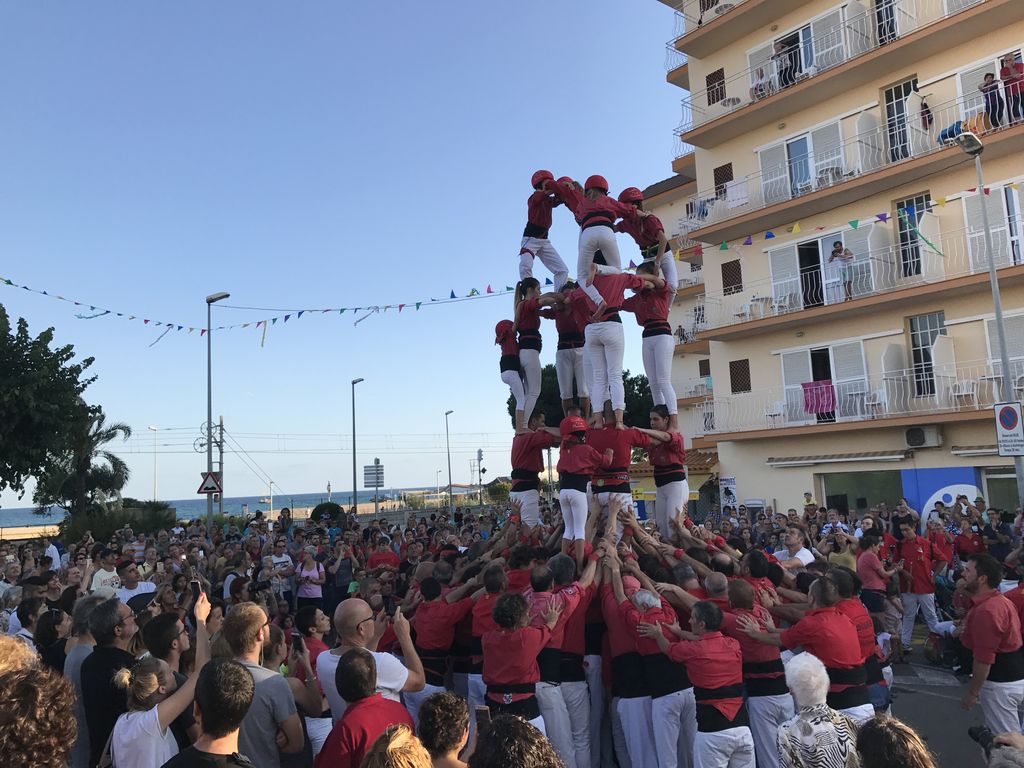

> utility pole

[
  {"left": 218, "top": 416, "right": 225, "bottom": 519},
  {"left": 477, "top": 448, "right": 484, "bottom": 507}
]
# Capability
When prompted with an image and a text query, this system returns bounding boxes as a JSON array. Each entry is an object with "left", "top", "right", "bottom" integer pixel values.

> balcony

[
  {"left": 699, "top": 217, "right": 1024, "bottom": 339},
  {"left": 679, "top": 95, "right": 1024, "bottom": 244},
  {"left": 665, "top": 46, "right": 689, "bottom": 90},
  {"left": 700, "top": 358, "right": 1019, "bottom": 440},
  {"left": 677, "top": 375, "right": 714, "bottom": 406},
  {"left": 670, "top": 0, "right": 806, "bottom": 59},
  {"left": 676, "top": 0, "right": 1013, "bottom": 149},
  {"left": 676, "top": 264, "right": 704, "bottom": 297}
]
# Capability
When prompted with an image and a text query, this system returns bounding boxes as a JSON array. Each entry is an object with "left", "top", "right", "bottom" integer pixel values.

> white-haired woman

[{"left": 777, "top": 652, "right": 860, "bottom": 768}]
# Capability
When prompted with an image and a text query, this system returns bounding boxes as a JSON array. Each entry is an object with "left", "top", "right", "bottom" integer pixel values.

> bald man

[{"left": 316, "top": 598, "right": 425, "bottom": 723}]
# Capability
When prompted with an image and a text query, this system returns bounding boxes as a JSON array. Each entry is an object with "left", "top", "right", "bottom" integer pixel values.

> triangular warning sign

[{"left": 197, "top": 472, "right": 223, "bottom": 494}]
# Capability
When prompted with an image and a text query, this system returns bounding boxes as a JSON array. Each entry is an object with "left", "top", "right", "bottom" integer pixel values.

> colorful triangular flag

[
  {"left": 935, "top": 196, "right": 946, "bottom": 206},
  {"left": 486, "top": 285, "right": 493, "bottom": 294},
  {"left": 742, "top": 235, "right": 753, "bottom": 246},
  {"left": 200, "top": 329, "right": 207, "bottom": 336},
  {"left": 283, "top": 314, "right": 291, "bottom": 322},
  {"left": 505, "top": 286, "right": 514, "bottom": 291},
  {"left": 415, "top": 302, "right": 422, "bottom": 310},
  {"left": 297, "top": 311, "right": 304, "bottom": 319},
  {"left": 628, "top": 260, "right": 637, "bottom": 269},
  {"left": 398, "top": 304, "right": 405, "bottom": 312},
  {"left": 764, "top": 231, "right": 775, "bottom": 240},
  {"left": 339, "top": 308, "right": 346, "bottom": 314},
  {"left": 1010, "top": 183, "right": 1020, "bottom": 191},
  {"left": 876, "top": 213, "right": 889, "bottom": 223},
  {"left": 450, "top": 290, "right": 456, "bottom": 299},
  {"left": 544, "top": 278, "right": 552, "bottom": 286},
  {"left": 848, "top": 220, "right": 859, "bottom": 229},
  {"left": 143, "top": 319, "right": 150, "bottom": 324},
  {"left": 719, "top": 241, "right": 728, "bottom": 251},
  {"left": 791, "top": 222, "right": 801, "bottom": 234},
  {"left": 271, "top": 317, "right": 277, "bottom": 325}
]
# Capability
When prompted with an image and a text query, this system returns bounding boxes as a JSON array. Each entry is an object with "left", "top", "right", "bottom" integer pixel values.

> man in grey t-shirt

[
  {"left": 223, "top": 603, "right": 303, "bottom": 768},
  {"left": 65, "top": 595, "right": 105, "bottom": 768}
]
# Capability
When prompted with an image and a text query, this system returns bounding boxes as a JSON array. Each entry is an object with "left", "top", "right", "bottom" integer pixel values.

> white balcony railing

[
  {"left": 671, "top": 0, "right": 752, "bottom": 43},
  {"left": 678, "top": 92, "right": 1009, "bottom": 235},
  {"left": 699, "top": 217, "right": 1024, "bottom": 330},
  {"left": 665, "top": 46, "right": 688, "bottom": 75},
  {"left": 702, "top": 358, "right": 1024, "bottom": 434},
  {"left": 676, "top": 0, "right": 985, "bottom": 134},
  {"left": 674, "top": 300, "right": 708, "bottom": 344},
  {"left": 678, "top": 265, "right": 704, "bottom": 290},
  {"left": 676, "top": 375, "right": 714, "bottom": 400}
]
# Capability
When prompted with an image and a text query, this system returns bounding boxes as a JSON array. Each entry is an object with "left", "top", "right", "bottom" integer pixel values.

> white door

[
  {"left": 831, "top": 341, "right": 868, "bottom": 419},
  {"left": 819, "top": 234, "right": 844, "bottom": 305},
  {"left": 844, "top": 0, "right": 874, "bottom": 56},
  {"left": 810, "top": 8, "right": 845, "bottom": 71},
  {"left": 747, "top": 42, "right": 775, "bottom": 94},
  {"left": 768, "top": 244, "right": 801, "bottom": 310},
  {"left": 781, "top": 350, "right": 813, "bottom": 423},
  {"left": 964, "top": 188, "right": 1011, "bottom": 269},
  {"left": 810, "top": 121, "right": 844, "bottom": 186}
]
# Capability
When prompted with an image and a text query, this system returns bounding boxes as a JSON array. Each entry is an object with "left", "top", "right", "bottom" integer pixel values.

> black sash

[
  {"left": 694, "top": 684, "right": 748, "bottom": 733},
  {"left": 611, "top": 652, "right": 646, "bottom": 698},
  {"left": 518, "top": 329, "right": 542, "bottom": 351},
  {"left": 643, "top": 653, "right": 691, "bottom": 697},
  {"left": 654, "top": 464, "right": 686, "bottom": 487},
  {"left": 523, "top": 223, "right": 549, "bottom": 239},
  {"left": 990, "top": 649, "right": 1024, "bottom": 683},
  {"left": 538, "top": 647, "right": 562, "bottom": 683},
  {"left": 560, "top": 472, "right": 589, "bottom": 493},
  {"left": 561, "top": 652, "right": 586, "bottom": 683},
  {"left": 642, "top": 320, "right": 672, "bottom": 338},
  {"left": 511, "top": 469, "right": 540, "bottom": 493},
  {"left": 417, "top": 647, "right": 448, "bottom": 687},
  {"left": 499, "top": 354, "right": 521, "bottom": 373}
]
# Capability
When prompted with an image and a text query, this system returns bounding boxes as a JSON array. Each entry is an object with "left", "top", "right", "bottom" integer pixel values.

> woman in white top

[{"left": 109, "top": 592, "right": 211, "bottom": 767}]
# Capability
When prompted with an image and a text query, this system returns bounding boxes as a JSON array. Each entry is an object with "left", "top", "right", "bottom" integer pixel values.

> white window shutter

[
  {"left": 759, "top": 143, "right": 789, "bottom": 206},
  {"left": 768, "top": 244, "right": 800, "bottom": 304},
  {"left": 747, "top": 43, "right": 774, "bottom": 88},
  {"left": 959, "top": 61, "right": 997, "bottom": 116},
  {"left": 810, "top": 9, "right": 845, "bottom": 71},
  {"left": 832, "top": 341, "right": 866, "bottom": 380},
  {"left": 964, "top": 190, "right": 1010, "bottom": 268},
  {"left": 811, "top": 122, "right": 844, "bottom": 179}
]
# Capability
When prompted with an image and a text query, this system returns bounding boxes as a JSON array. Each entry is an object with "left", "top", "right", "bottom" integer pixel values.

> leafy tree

[
  {"left": 506, "top": 365, "right": 653, "bottom": 430},
  {"left": 0, "top": 305, "right": 95, "bottom": 499},
  {"left": 34, "top": 409, "right": 132, "bottom": 517},
  {"left": 311, "top": 501, "right": 343, "bottom": 521},
  {"left": 487, "top": 480, "right": 511, "bottom": 506}
]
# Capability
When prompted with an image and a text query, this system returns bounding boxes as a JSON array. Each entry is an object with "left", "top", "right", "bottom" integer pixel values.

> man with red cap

[
  {"left": 615, "top": 186, "right": 678, "bottom": 298},
  {"left": 549, "top": 175, "right": 636, "bottom": 307},
  {"left": 640, "top": 600, "right": 755, "bottom": 768},
  {"left": 509, "top": 413, "right": 561, "bottom": 527},
  {"left": 520, "top": 170, "right": 569, "bottom": 289}
]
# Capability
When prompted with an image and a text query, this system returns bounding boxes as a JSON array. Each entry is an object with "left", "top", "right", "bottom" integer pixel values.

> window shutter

[
  {"left": 845, "top": 0, "right": 874, "bottom": 56},
  {"left": 759, "top": 143, "right": 789, "bottom": 206},
  {"left": 729, "top": 359, "right": 752, "bottom": 393},
  {"left": 747, "top": 42, "right": 774, "bottom": 89},
  {"left": 986, "top": 315, "right": 1024, "bottom": 363},
  {"left": 963, "top": 190, "right": 1010, "bottom": 268},
  {"left": 706, "top": 68, "right": 726, "bottom": 106},
  {"left": 781, "top": 350, "right": 812, "bottom": 422},
  {"left": 810, "top": 9, "right": 845, "bottom": 71},
  {"left": 698, "top": 358, "right": 711, "bottom": 377},
  {"left": 832, "top": 341, "right": 866, "bottom": 380},
  {"left": 768, "top": 244, "right": 800, "bottom": 305},
  {"left": 810, "top": 121, "right": 844, "bottom": 178},
  {"left": 958, "top": 60, "right": 997, "bottom": 116},
  {"left": 721, "top": 259, "right": 743, "bottom": 295},
  {"left": 713, "top": 163, "right": 734, "bottom": 197}
]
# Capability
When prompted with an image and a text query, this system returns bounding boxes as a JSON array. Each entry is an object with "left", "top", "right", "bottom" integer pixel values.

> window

[
  {"left": 698, "top": 359, "right": 711, "bottom": 378},
  {"left": 884, "top": 78, "right": 917, "bottom": 163},
  {"left": 721, "top": 259, "right": 743, "bottom": 295},
  {"left": 730, "top": 359, "right": 751, "bottom": 394},
  {"left": 896, "top": 192, "right": 931, "bottom": 277},
  {"left": 706, "top": 68, "right": 726, "bottom": 106},
  {"left": 909, "top": 311, "right": 947, "bottom": 396},
  {"left": 1005, "top": 187, "right": 1022, "bottom": 265},
  {"left": 713, "top": 163, "right": 733, "bottom": 198},
  {"left": 786, "top": 136, "right": 812, "bottom": 197}
]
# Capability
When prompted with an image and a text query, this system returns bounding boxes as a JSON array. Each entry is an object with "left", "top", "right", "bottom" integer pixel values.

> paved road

[{"left": 890, "top": 658, "right": 990, "bottom": 766}]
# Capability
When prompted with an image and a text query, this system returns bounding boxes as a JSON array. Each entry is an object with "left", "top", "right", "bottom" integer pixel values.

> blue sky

[{"left": 0, "top": 2, "right": 680, "bottom": 509}]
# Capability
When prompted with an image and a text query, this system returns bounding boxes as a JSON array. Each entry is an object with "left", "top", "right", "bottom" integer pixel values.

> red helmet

[
  {"left": 584, "top": 175, "right": 609, "bottom": 192},
  {"left": 560, "top": 416, "right": 588, "bottom": 437},
  {"left": 494, "top": 319, "right": 514, "bottom": 344},
  {"left": 556, "top": 176, "right": 574, "bottom": 185},
  {"left": 531, "top": 170, "right": 554, "bottom": 188},
  {"left": 618, "top": 187, "right": 644, "bottom": 204}
]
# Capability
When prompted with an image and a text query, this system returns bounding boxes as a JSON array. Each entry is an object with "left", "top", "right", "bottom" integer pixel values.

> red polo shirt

[
  {"left": 615, "top": 209, "right": 665, "bottom": 250},
  {"left": 587, "top": 426, "right": 650, "bottom": 490},
  {"left": 835, "top": 598, "right": 877, "bottom": 663},
  {"left": 780, "top": 607, "right": 862, "bottom": 693},
  {"left": 414, "top": 598, "right": 474, "bottom": 650},
  {"left": 482, "top": 625, "right": 551, "bottom": 704},
  {"left": 315, "top": 694, "right": 413, "bottom": 768},
  {"left": 955, "top": 531, "right": 986, "bottom": 560},
  {"left": 961, "top": 589, "right": 1023, "bottom": 665},
  {"left": 562, "top": 584, "right": 596, "bottom": 657},
  {"left": 897, "top": 535, "right": 938, "bottom": 594},
  {"left": 665, "top": 631, "right": 744, "bottom": 721},
  {"left": 525, "top": 189, "right": 561, "bottom": 234},
  {"left": 507, "top": 568, "right": 532, "bottom": 595},
  {"left": 928, "top": 530, "right": 954, "bottom": 564}
]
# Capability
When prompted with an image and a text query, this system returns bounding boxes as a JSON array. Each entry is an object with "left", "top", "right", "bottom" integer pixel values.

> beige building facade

[{"left": 649, "top": 0, "right": 1024, "bottom": 516}]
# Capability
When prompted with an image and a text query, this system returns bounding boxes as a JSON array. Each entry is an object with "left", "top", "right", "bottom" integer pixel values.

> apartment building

[{"left": 648, "top": 0, "right": 1024, "bottom": 516}]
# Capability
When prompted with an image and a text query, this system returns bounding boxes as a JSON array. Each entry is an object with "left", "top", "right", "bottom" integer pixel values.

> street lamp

[
  {"left": 351, "top": 378, "right": 364, "bottom": 516},
  {"left": 147, "top": 426, "right": 158, "bottom": 500},
  {"left": 955, "top": 132, "right": 1024, "bottom": 511},
  {"left": 205, "top": 291, "right": 230, "bottom": 534},
  {"left": 444, "top": 410, "right": 454, "bottom": 515}
]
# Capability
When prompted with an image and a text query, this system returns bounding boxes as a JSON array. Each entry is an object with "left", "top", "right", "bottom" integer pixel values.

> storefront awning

[{"left": 766, "top": 450, "right": 910, "bottom": 468}]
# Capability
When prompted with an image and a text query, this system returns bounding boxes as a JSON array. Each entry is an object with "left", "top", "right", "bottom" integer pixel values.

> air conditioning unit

[{"left": 904, "top": 426, "right": 942, "bottom": 449}]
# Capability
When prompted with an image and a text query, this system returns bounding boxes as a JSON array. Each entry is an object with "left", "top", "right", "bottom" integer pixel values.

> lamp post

[
  {"left": 147, "top": 426, "right": 158, "bottom": 500},
  {"left": 444, "top": 410, "right": 454, "bottom": 515},
  {"left": 351, "top": 378, "right": 364, "bottom": 517},
  {"left": 955, "top": 132, "right": 1024, "bottom": 512},
  {"left": 205, "top": 291, "right": 230, "bottom": 534}
]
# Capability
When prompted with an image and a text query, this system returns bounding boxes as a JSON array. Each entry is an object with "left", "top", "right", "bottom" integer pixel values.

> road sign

[
  {"left": 197, "top": 471, "right": 223, "bottom": 494},
  {"left": 995, "top": 402, "right": 1024, "bottom": 456},
  {"left": 363, "top": 463, "right": 384, "bottom": 489}
]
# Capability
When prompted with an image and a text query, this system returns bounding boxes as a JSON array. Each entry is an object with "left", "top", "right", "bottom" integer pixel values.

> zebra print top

[{"left": 776, "top": 704, "right": 861, "bottom": 768}]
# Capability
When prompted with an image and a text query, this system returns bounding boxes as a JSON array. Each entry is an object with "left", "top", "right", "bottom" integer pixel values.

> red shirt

[
  {"left": 511, "top": 431, "right": 559, "bottom": 474},
  {"left": 615, "top": 209, "right": 665, "bottom": 250},
  {"left": 550, "top": 180, "right": 634, "bottom": 228},
  {"left": 557, "top": 441, "right": 612, "bottom": 477},
  {"left": 562, "top": 584, "right": 596, "bottom": 656},
  {"left": 367, "top": 550, "right": 399, "bottom": 571},
  {"left": 857, "top": 550, "right": 888, "bottom": 592},
  {"left": 529, "top": 584, "right": 583, "bottom": 649},
  {"left": 665, "top": 631, "right": 744, "bottom": 721},
  {"left": 961, "top": 589, "right": 1023, "bottom": 665},
  {"left": 314, "top": 694, "right": 414, "bottom": 768},
  {"left": 616, "top": 595, "right": 678, "bottom": 655},
  {"left": 780, "top": 607, "right": 862, "bottom": 691},
  {"left": 955, "top": 531, "right": 985, "bottom": 560},
  {"left": 1004, "top": 586, "right": 1024, "bottom": 639},
  {"left": 622, "top": 283, "right": 671, "bottom": 327},
  {"left": 549, "top": 306, "right": 587, "bottom": 348},
  {"left": 563, "top": 288, "right": 594, "bottom": 331},
  {"left": 507, "top": 568, "right": 533, "bottom": 594},
  {"left": 928, "top": 530, "right": 954, "bottom": 564},
  {"left": 648, "top": 432, "right": 686, "bottom": 477},
  {"left": 526, "top": 189, "right": 562, "bottom": 234},
  {"left": 721, "top": 606, "right": 784, "bottom": 672},
  {"left": 835, "top": 598, "right": 877, "bottom": 663},
  {"left": 497, "top": 327, "right": 519, "bottom": 357},
  {"left": 591, "top": 273, "right": 647, "bottom": 311},
  {"left": 414, "top": 598, "right": 474, "bottom": 650},
  {"left": 295, "top": 635, "right": 329, "bottom": 686},
  {"left": 482, "top": 625, "right": 552, "bottom": 702},
  {"left": 600, "top": 583, "right": 638, "bottom": 658},
  {"left": 587, "top": 426, "right": 650, "bottom": 488},
  {"left": 898, "top": 535, "right": 938, "bottom": 594}
]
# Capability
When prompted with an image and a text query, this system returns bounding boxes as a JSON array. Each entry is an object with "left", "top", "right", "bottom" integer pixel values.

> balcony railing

[
  {"left": 665, "top": 46, "right": 688, "bottom": 75},
  {"left": 678, "top": 265, "right": 704, "bottom": 289},
  {"left": 676, "top": 375, "right": 714, "bottom": 400},
  {"left": 701, "top": 358, "right": 1024, "bottom": 435},
  {"left": 674, "top": 300, "right": 708, "bottom": 344},
  {"left": 675, "top": 0, "right": 984, "bottom": 135},
  {"left": 678, "top": 93, "right": 1007, "bottom": 236},
  {"left": 699, "top": 218, "right": 1024, "bottom": 330},
  {"left": 671, "top": 0, "right": 752, "bottom": 44}
]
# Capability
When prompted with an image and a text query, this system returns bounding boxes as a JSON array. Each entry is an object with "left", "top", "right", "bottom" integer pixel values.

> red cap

[
  {"left": 617, "top": 187, "right": 643, "bottom": 204},
  {"left": 560, "top": 415, "right": 588, "bottom": 437},
  {"left": 585, "top": 175, "right": 609, "bottom": 192},
  {"left": 531, "top": 170, "right": 554, "bottom": 188}
]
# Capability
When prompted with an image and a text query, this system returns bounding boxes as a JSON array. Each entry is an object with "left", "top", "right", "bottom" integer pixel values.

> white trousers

[
  {"left": 403, "top": 682, "right": 446, "bottom": 728},
  {"left": 615, "top": 696, "right": 658, "bottom": 768},
  {"left": 562, "top": 680, "right": 592, "bottom": 768},
  {"left": 652, "top": 688, "right": 697, "bottom": 768},
  {"left": 586, "top": 322, "right": 626, "bottom": 411},
  {"left": 538, "top": 682, "right": 577, "bottom": 768},
  {"left": 659, "top": 250, "right": 679, "bottom": 299},
  {"left": 468, "top": 673, "right": 486, "bottom": 746},
  {"left": 560, "top": 488, "right": 589, "bottom": 541},
  {"left": 520, "top": 348, "right": 542, "bottom": 421},
  {"left": 585, "top": 655, "right": 607, "bottom": 768},
  {"left": 745, "top": 694, "right": 794, "bottom": 768},
  {"left": 510, "top": 489, "right": 542, "bottom": 527},
  {"left": 557, "top": 347, "right": 590, "bottom": 399},
  {"left": 838, "top": 703, "right": 875, "bottom": 725},
  {"left": 655, "top": 480, "right": 689, "bottom": 540},
  {"left": 502, "top": 369, "right": 526, "bottom": 414},
  {"left": 980, "top": 679, "right": 1024, "bottom": 735},
  {"left": 521, "top": 236, "right": 569, "bottom": 291},
  {"left": 578, "top": 226, "right": 622, "bottom": 305},
  {"left": 693, "top": 727, "right": 755, "bottom": 768},
  {"left": 901, "top": 592, "right": 941, "bottom": 646},
  {"left": 642, "top": 334, "right": 678, "bottom": 413}
]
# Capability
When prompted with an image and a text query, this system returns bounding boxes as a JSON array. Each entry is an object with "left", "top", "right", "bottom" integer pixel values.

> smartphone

[
  {"left": 156, "top": 562, "right": 164, "bottom": 574},
  {"left": 474, "top": 705, "right": 492, "bottom": 735},
  {"left": 190, "top": 579, "right": 201, "bottom": 603},
  {"left": 291, "top": 630, "right": 305, "bottom": 654}
]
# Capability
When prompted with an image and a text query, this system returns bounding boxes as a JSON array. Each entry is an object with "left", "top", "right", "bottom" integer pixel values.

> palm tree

[{"left": 34, "top": 408, "right": 132, "bottom": 517}]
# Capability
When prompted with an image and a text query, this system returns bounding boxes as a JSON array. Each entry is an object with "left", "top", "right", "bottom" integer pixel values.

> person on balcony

[
  {"left": 979, "top": 72, "right": 1005, "bottom": 128},
  {"left": 828, "top": 241, "right": 855, "bottom": 302},
  {"left": 1000, "top": 53, "right": 1024, "bottom": 124},
  {"left": 749, "top": 67, "right": 771, "bottom": 101}
]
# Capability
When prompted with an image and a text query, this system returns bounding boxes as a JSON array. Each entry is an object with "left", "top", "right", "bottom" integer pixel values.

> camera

[{"left": 970, "top": 725, "right": 996, "bottom": 759}]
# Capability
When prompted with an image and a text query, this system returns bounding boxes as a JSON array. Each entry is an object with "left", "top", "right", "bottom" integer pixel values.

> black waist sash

[
  {"left": 825, "top": 665, "right": 869, "bottom": 709},
  {"left": 742, "top": 658, "right": 788, "bottom": 697},
  {"left": 417, "top": 647, "right": 448, "bottom": 687},
  {"left": 524, "top": 223, "right": 549, "bottom": 239},
  {"left": 561, "top": 652, "right": 586, "bottom": 683},
  {"left": 654, "top": 464, "right": 686, "bottom": 487},
  {"left": 558, "top": 332, "right": 585, "bottom": 350},
  {"left": 560, "top": 472, "right": 589, "bottom": 493},
  {"left": 643, "top": 653, "right": 691, "bottom": 697},
  {"left": 538, "top": 647, "right": 562, "bottom": 683},
  {"left": 642, "top": 320, "right": 672, "bottom": 338},
  {"left": 694, "top": 684, "right": 749, "bottom": 733},
  {"left": 518, "top": 329, "right": 542, "bottom": 351},
  {"left": 611, "top": 652, "right": 646, "bottom": 698},
  {"left": 989, "top": 649, "right": 1024, "bottom": 683},
  {"left": 499, "top": 354, "right": 521, "bottom": 373},
  {"left": 511, "top": 468, "right": 540, "bottom": 493},
  {"left": 585, "top": 623, "right": 604, "bottom": 656},
  {"left": 580, "top": 212, "right": 614, "bottom": 230}
]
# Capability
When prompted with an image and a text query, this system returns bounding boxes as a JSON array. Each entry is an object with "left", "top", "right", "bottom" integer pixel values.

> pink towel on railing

[{"left": 802, "top": 380, "right": 836, "bottom": 414}]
